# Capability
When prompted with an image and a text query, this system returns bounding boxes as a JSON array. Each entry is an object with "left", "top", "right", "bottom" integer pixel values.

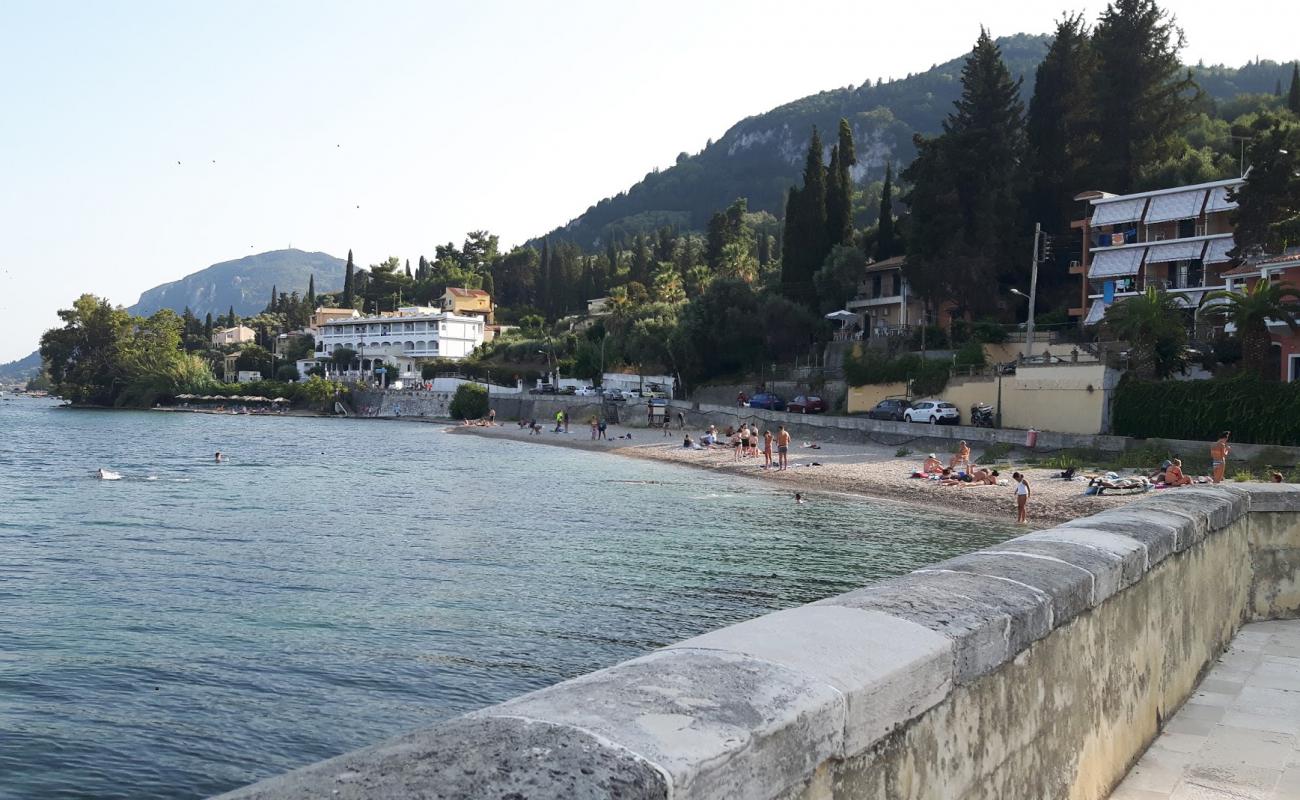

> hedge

[{"left": 1112, "top": 375, "right": 1300, "bottom": 445}]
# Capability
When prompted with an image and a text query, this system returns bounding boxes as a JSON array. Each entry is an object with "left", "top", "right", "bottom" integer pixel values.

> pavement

[{"left": 1110, "top": 619, "right": 1300, "bottom": 799}]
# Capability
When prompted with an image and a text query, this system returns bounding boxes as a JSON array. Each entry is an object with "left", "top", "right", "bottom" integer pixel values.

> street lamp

[
  {"left": 537, "top": 348, "right": 555, "bottom": 387},
  {"left": 1010, "top": 287, "right": 1037, "bottom": 360}
]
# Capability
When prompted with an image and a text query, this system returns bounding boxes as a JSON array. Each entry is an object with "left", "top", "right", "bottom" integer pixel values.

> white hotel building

[{"left": 316, "top": 306, "right": 485, "bottom": 380}]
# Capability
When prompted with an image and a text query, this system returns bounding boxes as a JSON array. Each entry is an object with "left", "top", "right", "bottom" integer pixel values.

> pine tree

[
  {"left": 1091, "top": 0, "right": 1198, "bottom": 192},
  {"left": 1289, "top": 63, "right": 1300, "bottom": 114},
  {"left": 876, "top": 163, "right": 896, "bottom": 261},
  {"left": 342, "top": 250, "right": 355, "bottom": 308},
  {"left": 306, "top": 275, "right": 315, "bottom": 307},
  {"left": 1027, "top": 14, "right": 1096, "bottom": 234},
  {"left": 631, "top": 234, "right": 651, "bottom": 285}
]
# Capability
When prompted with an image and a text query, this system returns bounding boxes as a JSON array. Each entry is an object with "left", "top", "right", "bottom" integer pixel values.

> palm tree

[
  {"left": 1103, "top": 287, "right": 1188, "bottom": 378},
  {"left": 1202, "top": 280, "right": 1300, "bottom": 378}
]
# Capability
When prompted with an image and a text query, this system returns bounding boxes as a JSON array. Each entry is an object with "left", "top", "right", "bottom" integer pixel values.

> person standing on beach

[
  {"left": 1210, "top": 431, "right": 1231, "bottom": 483},
  {"left": 763, "top": 429, "right": 773, "bottom": 469},
  {"left": 730, "top": 428, "right": 741, "bottom": 461},
  {"left": 677, "top": 411, "right": 685, "bottom": 430},
  {"left": 563, "top": 410, "right": 569, "bottom": 434},
  {"left": 777, "top": 425, "right": 790, "bottom": 470},
  {"left": 590, "top": 416, "right": 598, "bottom": 440},
  {"left": 1012, "top": 472, "right": 1031, "bottom": 524},
  {"left": 488, "top": 408, "right": 496, "bottom": 426},
  {"left": 598, "top": 418, "right": 607, "bottom": 440}
]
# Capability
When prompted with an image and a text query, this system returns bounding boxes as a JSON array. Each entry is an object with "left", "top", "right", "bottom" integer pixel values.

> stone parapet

[{"left": 215, "top": 484, "right": 1300, "bottom": 800}]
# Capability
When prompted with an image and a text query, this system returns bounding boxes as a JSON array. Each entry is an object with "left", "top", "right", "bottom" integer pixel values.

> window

[
  {"left": 1178, "top": 218, "right": 1196, "bottom": 239},
  {"left": 872, "top": 275, "right": 882, "bottom": 298},
  {"left": 890, "top": 273, "right": 900, "bottom": 296}
]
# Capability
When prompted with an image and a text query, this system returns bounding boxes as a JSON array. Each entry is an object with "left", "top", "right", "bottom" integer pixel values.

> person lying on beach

[
  {"left": 801, "top": 442, "right": 821, "bottom": 449},
  {"left": 1087, "top": 475, "right": 1151, "bottom": 495},
  {"left": 963, "top": 468, "right": 1000, "bottom": 486},
  {"left": 935, "top": 467, "right": 963, "bottom": 486},
  {"left": 1164, "top": 459, "right": 1192, "bottom": 486},
  {"left": 921, "top": 454, "right": 944, "bottom": 474},
  {"left": 683, "top": 434, "right": 695, "bottom": 449}
]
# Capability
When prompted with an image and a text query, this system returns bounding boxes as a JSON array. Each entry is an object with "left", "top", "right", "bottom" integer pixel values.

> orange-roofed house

[
  {"left": 439, "top": 287, "right": 494, "bottom": 324},
  {"left": 1219, "top": 247, "right": 1300, "bottom": 381}
]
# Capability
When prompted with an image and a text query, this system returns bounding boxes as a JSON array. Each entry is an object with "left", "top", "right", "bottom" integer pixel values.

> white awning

[
  {"left": 1172, "top": 291, "right": 1205, "bottom": 308},
  {"left": 1203, "top": 237, "right": 1235, "bottom": 264},
  {"left": 1089, "top": 247, "right": 1146, "bottom": 278},
  {"left": 1084, "top": 300, "right": 1109, "bottom": 326},
  {"left": 1205, "top": 185, "right": 1238, "bottom": 214},
  {"left": 1091, "top": 197, "right": 1147, "bottom": 227},
  {"left": 1146, "top": 239, "right": 1207, "bottom": 263},
  {"left": 1145, "top": 189, "right": 1207, "bottom": 223}
]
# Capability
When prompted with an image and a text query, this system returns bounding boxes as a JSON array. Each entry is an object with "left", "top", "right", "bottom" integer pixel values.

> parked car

[
  {"left": 787, "top": 395, "right": 828, "bottom": 414},
  {"left": 557, "top": 386, "right": 577, "bottom": 395},
  {"left": 904, "top": 400, "right": 961, "bottom": 425},
  {"left": 866, "top": 398, "right": 911, "bottom": 421},
  {"left": 528, "top": 384, "right": 557, "bottom": 395},
  {"left": 746, "top": 392, "right": 786, "bottom": 411},
  {"left": 573, "top": 386, "right": 599, "bottom": 397},
  {"left": 600, "top": 387, "right": 628, "bottom": 401}
]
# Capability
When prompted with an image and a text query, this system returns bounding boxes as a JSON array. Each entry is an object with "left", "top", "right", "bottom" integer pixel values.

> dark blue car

[{"left": 747, "top": 392, "right": 786, "bottom": 411}]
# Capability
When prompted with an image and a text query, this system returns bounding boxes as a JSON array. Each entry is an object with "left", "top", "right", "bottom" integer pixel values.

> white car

[
  {"left": 904, "top": 400, "right": 961, "bottom": 425},
  {"left": 573, "top": 386, "right": 598, "bottom": 397}
]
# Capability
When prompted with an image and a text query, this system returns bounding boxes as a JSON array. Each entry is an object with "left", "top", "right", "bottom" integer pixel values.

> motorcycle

[{"left": 970, "top": 403, "right": 996, "bottom": 428}]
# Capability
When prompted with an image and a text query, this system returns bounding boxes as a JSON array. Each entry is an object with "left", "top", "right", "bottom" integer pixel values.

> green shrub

[
  {"left": 276, "top": 364, "right": 300, "bottom": 382},
  {"left": 895, "top": 447, "right": 912, "bottom": 458},
  {"left": 1232, "top": 469, "right": 1255, "bottom": 482},
  {"left": 449, "top": 383, "right": 489, "bottom": 420},
  {"left": 954, "top": 341, "right": 987, "bottom": 369},
  {"left": 978, "top": 442, "right": 1012, "bottom": 463}
]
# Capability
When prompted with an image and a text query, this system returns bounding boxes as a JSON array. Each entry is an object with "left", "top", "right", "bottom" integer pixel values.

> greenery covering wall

[
  {"left": 844, "top": 349, "right": 950, "bottom": 396},
  {"left": 1112, "top": 376, "right": 1300, "bottom": 445}
]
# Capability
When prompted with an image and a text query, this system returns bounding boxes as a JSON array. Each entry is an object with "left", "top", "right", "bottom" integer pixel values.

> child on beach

[
  {"left": 1012, "top": 472, "right": 1031, "bottom": 524},
  {"left": 590, "top": 417, "right": 598, "bottom": 440}
]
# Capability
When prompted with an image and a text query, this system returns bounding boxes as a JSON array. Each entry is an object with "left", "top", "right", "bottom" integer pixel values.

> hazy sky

[{"left": 1, "top": 0, "right": 1294, "bottom": 361}]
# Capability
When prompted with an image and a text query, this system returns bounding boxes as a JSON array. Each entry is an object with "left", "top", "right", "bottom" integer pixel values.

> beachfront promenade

[{"left": 215, "top": 483, "right": 1300, "bottom": 799}]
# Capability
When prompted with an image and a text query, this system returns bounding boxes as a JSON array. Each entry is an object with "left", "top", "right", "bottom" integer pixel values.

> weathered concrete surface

[
  {"left": 663, "top": 606, "right": 955, "bottom": 755},
  {"left": 1109, "top": 620, "right": 1300, "bottom": 799},
  {"left": 211, "top": 715, "right": 669, "bottom": 800},
  {"left": 214, "top": 485, "right": 1300, "bottom": 800}
]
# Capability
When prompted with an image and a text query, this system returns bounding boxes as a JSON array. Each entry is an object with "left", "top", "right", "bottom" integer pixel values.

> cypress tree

[
  {"left": 902, "top": 29, "right": 1027, "bottom": 315},
  {"left": 1289, "top": 63, "right": 1300, "bottom": 114},
  {"left": 1091, "top": 0, "right": 1198, "bottom": 192},
  {"left": 405, "top": 259, "right": 412, "bottom": 279},
  {"left": 204, "top": 312, "right": 213, "bottom": 340},
  {"left": 780, "top": 127, "right": 828, "bottom": 308},
  {"left": 342, "top": 249, "right": 355, "bottom": 308},
  {"left": 539, "top": 239, "right": 552, "bottom": 318},
  {"left": 269, "top": 284, "right": 277, "bottom": 312},
  {"left": 1026, "top": 14, "right": 1096, "bottom": 233},
  {"left": 876, "top": 163, "right": 896, "bottom": 261},
  {"left": 306, "top": 275, "right": 315, "bottom": 307},
  {"left": 632, "top": 234, "right": 651, "bottom": 285},
  {"left": 228, "top": 306, "right": 237, "bottom": 328},
  {"left": 827, "top": 118, "right": 856, "bottom": 246},
  {"left": 1275, "top": 79, "right": 1284, "bottom": 98}
]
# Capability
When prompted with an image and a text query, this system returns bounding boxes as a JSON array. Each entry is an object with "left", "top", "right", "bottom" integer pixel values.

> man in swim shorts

[{"left": 777, "top": 425, "right": 790, "bottom": 470}]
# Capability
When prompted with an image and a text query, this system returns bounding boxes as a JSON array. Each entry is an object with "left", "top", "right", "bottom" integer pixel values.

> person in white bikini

[{"left": 1012, "top": 472, "right": 1031, "bottom": 524}]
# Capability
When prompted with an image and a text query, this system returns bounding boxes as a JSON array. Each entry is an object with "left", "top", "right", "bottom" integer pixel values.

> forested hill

[
  {"left": 127, "top": 249, "right": 345, "bottom": 319},
  {"left": 537, "top": 33, "right": 1296, "bottom": 248}
]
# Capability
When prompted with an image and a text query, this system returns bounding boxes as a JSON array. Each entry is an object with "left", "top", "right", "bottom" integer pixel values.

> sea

[{"left": 0, "top": 397, "right": 1018, "bottom": 799}]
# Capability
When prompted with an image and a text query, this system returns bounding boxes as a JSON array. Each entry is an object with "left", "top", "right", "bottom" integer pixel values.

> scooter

[{"left": 970, "top": 403, "right": 996, "bottom": 428}]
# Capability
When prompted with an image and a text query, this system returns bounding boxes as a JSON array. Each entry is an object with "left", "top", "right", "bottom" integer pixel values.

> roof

[
  {"left": 864, "top": 255, "right": 906, "bottom": 273},
  {"left": 1222, "top": 250, "right": 1300, "bottom": 276},
  {"left": 444, "top": 287, "right": 490, "bottom": 298},
  {"left": 1090, "top": 176, "right": 1244, "bottom": 207}
]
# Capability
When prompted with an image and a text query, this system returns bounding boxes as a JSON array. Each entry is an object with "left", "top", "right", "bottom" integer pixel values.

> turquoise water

[{"left": 0, "top": 398, "right": 1017, "bottom": 799}]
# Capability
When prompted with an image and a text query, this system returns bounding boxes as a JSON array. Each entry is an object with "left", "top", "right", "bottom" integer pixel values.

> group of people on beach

[{"left": 688, "top": 423, "right": 791, "bottom": 470}]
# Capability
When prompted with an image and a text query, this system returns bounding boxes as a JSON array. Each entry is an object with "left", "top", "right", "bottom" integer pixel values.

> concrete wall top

[{"left": 215, "top": 484, "right": 1300, "bottom": 800}]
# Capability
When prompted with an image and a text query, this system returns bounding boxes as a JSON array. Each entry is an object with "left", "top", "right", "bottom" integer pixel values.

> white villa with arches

[{"left": 315, "top": 306, "right": 485, "bottom": 382}]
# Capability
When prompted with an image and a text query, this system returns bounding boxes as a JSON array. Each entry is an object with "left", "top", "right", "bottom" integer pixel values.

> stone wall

[{"left": 216, "top": 485, "right": 1300, "bottom": 800}]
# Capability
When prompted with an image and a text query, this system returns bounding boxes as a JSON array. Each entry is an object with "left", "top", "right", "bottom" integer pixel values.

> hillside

[
  {"left": 539, "top": 34, "right": 1297, "bottom": 248},
  {"left": 127, "top": 249, "right": 345, "bottom": 318},
  {"left": 0, "top": 249, "right": 345, "bottom": 379}
]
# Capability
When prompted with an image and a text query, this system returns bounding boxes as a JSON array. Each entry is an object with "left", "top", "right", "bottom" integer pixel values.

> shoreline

[{"left": 446, "top": 422, "right": 1149, "bottom": 527}]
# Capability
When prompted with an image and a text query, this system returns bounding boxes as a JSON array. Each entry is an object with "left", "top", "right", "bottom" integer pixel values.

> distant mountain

[
  {"left": 127, "top": 248, "right": 346, "bottom": 318},
  {"left": 0, "top": 249, "right": 345, "bottom": 379},
  {"left": 538, "top": 34, "right": 1297, "bottom": 248}
]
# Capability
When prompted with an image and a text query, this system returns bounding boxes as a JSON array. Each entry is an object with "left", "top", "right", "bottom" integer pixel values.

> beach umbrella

[
  {"left": 176, "top": 394, "right": 193, "bottom": 399},
  {"left": 824, "top": 310, "right": 858, "bottom": 324},
  {"left": 272, "top": 397, "right": 290, "bottom": 404}
]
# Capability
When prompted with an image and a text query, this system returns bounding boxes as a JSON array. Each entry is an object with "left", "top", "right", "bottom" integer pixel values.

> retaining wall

[{"left": 216, "top": 485, "right": 1300, "bottom": 800}]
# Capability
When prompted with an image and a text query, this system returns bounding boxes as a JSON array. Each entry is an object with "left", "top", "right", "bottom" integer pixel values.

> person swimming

[
  {"left": 214, "top": 452, "right": 224, "bottom": 463},
  {"left": 794, "top": 492, "right": 806, "bottom": 504},
  {"left": 96, "top": 468, "right": 122, "bottom": 480}
]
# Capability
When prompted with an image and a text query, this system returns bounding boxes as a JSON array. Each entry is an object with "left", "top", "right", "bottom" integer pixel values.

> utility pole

[{"left": 1026, "top": 222, "right": 1041, "bottom": 360}]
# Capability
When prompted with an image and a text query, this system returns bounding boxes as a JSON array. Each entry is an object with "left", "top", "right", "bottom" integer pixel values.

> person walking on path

[
  {"left": 1012, "top": 472, "right": 1031, "bottom": 524},
  {"left": 777, "top": 425, "right": 790, "bottom": 470},
  {"left": 1210, "top": 431, "right": 1231, "bottom": 483}
]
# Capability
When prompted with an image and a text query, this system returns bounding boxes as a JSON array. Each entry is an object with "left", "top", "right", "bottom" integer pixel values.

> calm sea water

[{"left": 0, "top": 397, "right": 1017, "bottom": 799}]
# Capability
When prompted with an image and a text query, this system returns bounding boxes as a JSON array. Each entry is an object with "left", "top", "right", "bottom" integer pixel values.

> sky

[{"left": 1, "top": 0, "right": 1296, "bottom": 362}]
